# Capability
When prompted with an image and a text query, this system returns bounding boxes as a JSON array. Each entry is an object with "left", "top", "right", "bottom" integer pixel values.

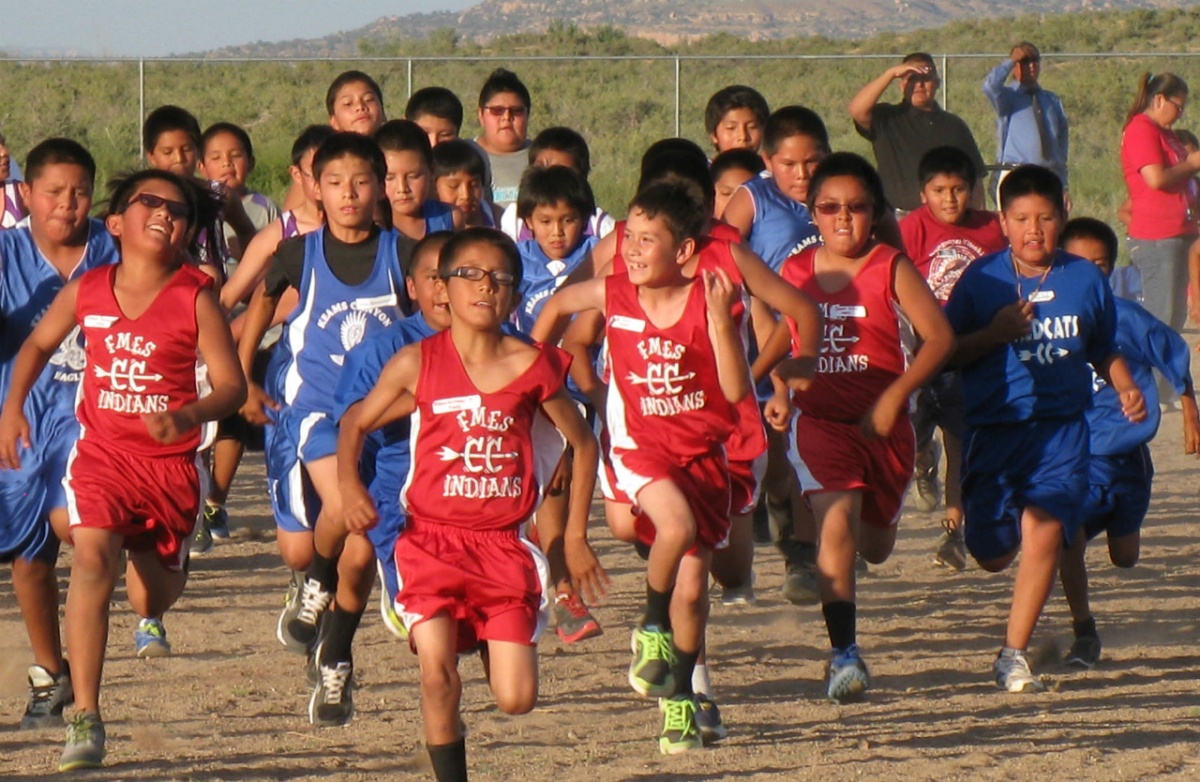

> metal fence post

[
  {"left": 941, "top": 54, "right": 949, "bottom": 111},
  {"left": 407, "top": 58, "right": 413, "bottom": 99},
  {"left": 138, "top": 58, "right": 145, "bottom": 162},
  {"left": 674, "top": 56, "right": 681, "bottom": 137}
]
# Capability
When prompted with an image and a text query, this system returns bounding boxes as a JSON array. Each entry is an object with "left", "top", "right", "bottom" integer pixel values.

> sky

[{"left": 0, "top": 0, "right": 476, "bottom": 57}]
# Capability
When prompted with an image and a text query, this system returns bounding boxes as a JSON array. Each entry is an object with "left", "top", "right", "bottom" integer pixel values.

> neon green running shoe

[
  {"left": 658, "top": 696, "right": 702, "bottom": 754},
  {"left": 628, "top": 625, "right": 676, "bottom": 698}
]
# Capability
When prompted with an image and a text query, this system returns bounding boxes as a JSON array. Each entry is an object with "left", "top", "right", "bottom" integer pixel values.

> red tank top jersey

[
  {"left": 694, "top": 237, "right": 767, "bottom": 463},
  {"left": 604, "top": 273, "right": 735, "bottom": 459},
  {"left": 75, "top": 264, "right": 212, "bottom": 457},
  {"left": 781, "top": 243, "right": 908, "bottom": 423},
  {"left": 401, "top": 330, "right": 569, "bottom": 531}
]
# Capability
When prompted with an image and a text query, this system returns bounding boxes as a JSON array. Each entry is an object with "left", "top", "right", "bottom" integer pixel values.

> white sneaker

[{"left": 994, "top": 647, "right": 1045, "bottom": 693}]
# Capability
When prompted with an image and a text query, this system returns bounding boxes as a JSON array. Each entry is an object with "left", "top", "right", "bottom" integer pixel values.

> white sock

[{"left": 692, "top": 663, "right": 712, "bottom": 697}]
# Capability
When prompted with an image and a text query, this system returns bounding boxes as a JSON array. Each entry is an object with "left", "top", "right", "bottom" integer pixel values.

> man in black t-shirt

[{"left": 848, "top": 52, "right": 987, "bottom": 212}]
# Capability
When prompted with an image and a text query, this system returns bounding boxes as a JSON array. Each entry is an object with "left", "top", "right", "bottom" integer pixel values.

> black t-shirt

[
  {"left": 856, "top": 101, "right": 987, "bottom": 212},
  {"left": 264, "top": 226, "right": 416, "bottom": 313}
]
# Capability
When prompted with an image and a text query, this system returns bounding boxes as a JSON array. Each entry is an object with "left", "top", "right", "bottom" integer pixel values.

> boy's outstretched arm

[
  {"left": 0, "top": 279, "right": 81, "bottom": 469},
  {"left": 144, "top": 290, "right": 247, "bottom": 444},
  {"left": 221, "top": 221, "right": 283, "bottom": 309},
  {"left": 529, "top": 276, "right": 606, "bottom": 345},
  {"left": 864, "top": 256, "right": 955, "bottom": 438},
  {"left": 560, "top": 310, "right": 608, "bottom": 411},
  {"left": 237, "top": 280, "right": 282, "bottom": 424},
  {"left": 705, "top": 268, "right": 751, "bottom": 404},
  {"left": 540, "top": 388, "right": 605, "bottom": 603},
  {"left": 338, "top": 344, "right": 421, "bottom": 533},
  {"left": 729, "top": 242, "right": 823, "bottom": 361}
]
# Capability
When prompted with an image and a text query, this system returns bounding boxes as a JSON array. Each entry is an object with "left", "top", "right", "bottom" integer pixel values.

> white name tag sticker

[
  {"left": 609, "top": 315, "right": 646, "bottom": 333},
  {"left": 83, "top": 315, "right": 119, "bottom": 328},
  {"left": 1029, "top": 291, "right": 1056, "bottom": 303},
  {"left": 354, "top": 294, "right": 398, "bottom": 310},
  {"left": 432, "top": 394, "right": 482, "bottom": 414}
]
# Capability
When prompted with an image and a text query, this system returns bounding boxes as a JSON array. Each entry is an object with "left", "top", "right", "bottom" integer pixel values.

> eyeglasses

[
  {"left": 482, "top": 105, "right": 528, "bottom": 119},
  {"left": 1168, "top": 97, "right": 1187, "bottom": 116},
  {"left": 813, "top": 201, "right": 873, "bottom": 217},
  {"left": 125, "top": 192, "right": 190, "bottom": 219},
  {"left": 443, "top": 265, "right": 516, "bottom": 286}
]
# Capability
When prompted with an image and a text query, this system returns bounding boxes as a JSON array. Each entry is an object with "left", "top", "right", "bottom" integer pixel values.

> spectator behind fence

[
  {"left": 983, "top": 42, "right": 1070, "bottom": 209},
  {"left": 1120, "top": 72, "right": 1200, "bottom": 404},
  {"left": 849, "top": 52, "right": 987, "bottom": 213}
]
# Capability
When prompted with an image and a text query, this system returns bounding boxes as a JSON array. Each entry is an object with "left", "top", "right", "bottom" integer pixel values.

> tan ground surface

[{"left": 2, "top": 401, "right": 1199, "bottom": 780}]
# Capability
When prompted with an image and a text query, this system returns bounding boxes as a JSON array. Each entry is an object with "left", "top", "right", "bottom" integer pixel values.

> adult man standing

[
  {"left": 849, "top": 52, "right": 987, "bottom": 212},
  {"left": 983, "top": 42, "right": 1070, "bottom": 207}
]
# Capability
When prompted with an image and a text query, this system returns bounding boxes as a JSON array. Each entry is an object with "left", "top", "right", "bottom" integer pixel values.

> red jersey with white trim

[
  {"left": 75, "top": 263, "right": 212, "bottom": 456},
  {"left": 695, "top": 236, "right": 767, "bottom": 463},
  {"left": 400, "top": 329, "right": 569, "bottom": 531},
  {"left": 781, "top": 243, "right": 907, "bottom": 423},
  {"left": 604, "top": 273, "right": 735, "bottom": 458}
]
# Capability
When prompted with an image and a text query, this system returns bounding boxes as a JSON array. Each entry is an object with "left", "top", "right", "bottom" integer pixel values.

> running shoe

[
  {"left": 658, "top": 695, "right": 702, "bottom": 754},
  {"left": 693, "top": 693, "right": 728, "bottom": 745},
  {"left": 629, "top": 625, "right": 676, "bottom": 698},
  {"left": 994, "top": 647, "right": 1045, "bottom": 693},
  {"left": 135, "top": 618, "right": 171, "bottom": 658},
  {"left": 934, "top": 518, "right": 967, "bottom": 571},
  {"left": 59, "top": 711, "right": 106, "bottom": 771},
  {"left": 826, "top": 644, "right": 870, "bottom": 703},
  {"left": 21, "top": 663, "right": 73, "bottom": 729},
  {"left": 554, "top": 592, "right": 603, "bottom": 644}
]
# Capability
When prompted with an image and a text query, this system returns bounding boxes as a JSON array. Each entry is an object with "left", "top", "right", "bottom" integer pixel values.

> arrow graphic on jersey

[
  {"left": 93, "top": 361, "right": 164, "bottom": 392},
  {"left": 438, "top": 438, "right": 519, "bottom": 474},
  {"left": 1017, "top": 344, "right": 1070, "bottom": 365},
  {"left": 625, "top": 367, "right": 697, "bottom": 396}
]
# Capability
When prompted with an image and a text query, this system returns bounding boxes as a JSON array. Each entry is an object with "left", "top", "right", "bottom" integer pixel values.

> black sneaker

[
  {"left": 309, "top": 643, "right": 354, "bottom": 727},
  {"left": 21, "top": 663, "right": 73, "bottom": 729},
  {"left": 283, "top": 576, "right": 333, "bottom": 654},
  {"left": 1064, "top": 633, "right": 1102, "bottom": 669}
]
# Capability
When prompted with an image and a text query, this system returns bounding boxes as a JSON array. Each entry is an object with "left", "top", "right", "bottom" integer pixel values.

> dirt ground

[{"left": 3, "top": 401, "right": 1200, "bottom": 780}]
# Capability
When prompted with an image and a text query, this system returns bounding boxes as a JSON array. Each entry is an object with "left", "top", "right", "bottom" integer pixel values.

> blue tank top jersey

[
  {"left": 1088, "top": 296, "right": 1191, "bottom": 456},
  {"left": 278, "top": 228, "right": 407, "bottom": 413},
  {"left": 422, "top": 201, "right": 456, "bottom": 234},
  {"left": 945, "top": 249, "right": 1117, "bottom": 427},
  {"left": 279, "top": 210, "right": 300, "bottom": 241},
  {"left": 0, "top": 218, "right": 119, "bottom": 430},
  {"left": 513, "top": 235, "right": 598, "bottom": 334},
  {"left": 741, "top": 176, "right": 821, "bottom": 272}
]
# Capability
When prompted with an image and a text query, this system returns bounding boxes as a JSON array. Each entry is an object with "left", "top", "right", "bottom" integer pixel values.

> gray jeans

[{"left": 1129, "top": 234, "right": 1192, "bottom": 396}]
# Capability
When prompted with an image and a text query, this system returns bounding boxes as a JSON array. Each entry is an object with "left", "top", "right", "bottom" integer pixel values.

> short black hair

[
  {"left": 1061, "top": 217, "right": 1119, "bottom": 273},
  {"left": 999, "top": 164, "right": 1064, "bottom": 214},
  {"left": 312, "top": 132, "right": 386, "bottom": 182},
  {"left": 763, "top": 105, "right": 829, "bottom": 157},
  {"left": 290, "top": 125, "right": 336, "bottom": 167},
  {"left": 628, "top": 179, "right": 708, "bottom": 245},
  {"left": 25, "top": 137, "right": 97, "bottom": 186},
  {"left": 807, "top": 152, "right": 888, "bottom": 225},
  {"left": 1178, "top": 128, "right": 1200, "bottom": 149},
  {"left": 405, "top": 87, "right": 464, "bottom": 130},
  {"left": 637, "top": 150, "right": 715, "bottom": 216},
  {"left": 143, "top": 105, "right": 201, "bottom": 153},
  {"left": 917, "top": 145, "right": 977, "bottom": 188},
  {"left": 432, "top": 139, "right": 487, "bottom": 182},
  {"left": 325, "top": 70, "right": 385, "bottom": 116},
  {"left": 710, "top": 148, "right": 765, "bottom": 183},
  {"left": 903, "top": 51, "right": 937, "bottom": 70},
  {"left": 409, "top": 230, "right": 453, "bottom": 277},
  {"left": 704, "top": 85, "right": 770, "bottom": 135},
  {"left": 201, "top": 122, "right": 254, "bottom": 161},
  {"left": 374, "top": 119, "right": 434, "bottom": 169},
  {"left": 641, "top": 137, "right": 708, "bottom": 172},
  {"left": 478, "top": 68, "right": 531, "bottom": 111},
  {"left": 105, "top": 168, "right": 198, "bottom": 228},
  {"left": 516, "top": 165, "right": 596, "bottom": 221},
  {"left": 438, "top": 226, "right": 523, "bottom": 288},
  {"left": 528, "top": 127, "right": 591, "bottom": 178}
]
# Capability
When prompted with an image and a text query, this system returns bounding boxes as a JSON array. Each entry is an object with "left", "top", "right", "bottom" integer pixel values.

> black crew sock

[
  {"left": 308, "top": 551, "right": 338, "bottom": 593},
  {"left": 822, "top": 601, "right": 857, "bottom": 651},
  {"left": 674, "top": 648, "right": 700, "bottom": 697},
  {"left": 428, "top": 739, "right": 468, "bottom": 782},
  {"left": 643, "top": 585, "right": 673, "bottom": 631},
  {"left": 319, "top": 606, "right": 364, "bottom": 664},
  {"left": 1073, "top": 616, "right": 1098, "bottom": 639}
]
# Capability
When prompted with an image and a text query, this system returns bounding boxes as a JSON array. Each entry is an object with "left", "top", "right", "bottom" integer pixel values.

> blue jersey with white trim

[
  {"left": 514, "top": 235, "right": 597, "bottom": 335},
  {"left": 277, "top": 228, "right": 406, "bottom": 413},
  {"left": 946, "top": 249, "right": 1117, "bottom": 427},
  {"left": 422, "top": 201, "right": 455, "bottom": 234},
  {"left": 1088, "top": 296, "right": 1191, "bottom": 456},
  {"left": 0, "top": 218, "right": 118, "bottom": 427},
  {"left": 740, "top": 176, "right": 821, "bottom": 272}
]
